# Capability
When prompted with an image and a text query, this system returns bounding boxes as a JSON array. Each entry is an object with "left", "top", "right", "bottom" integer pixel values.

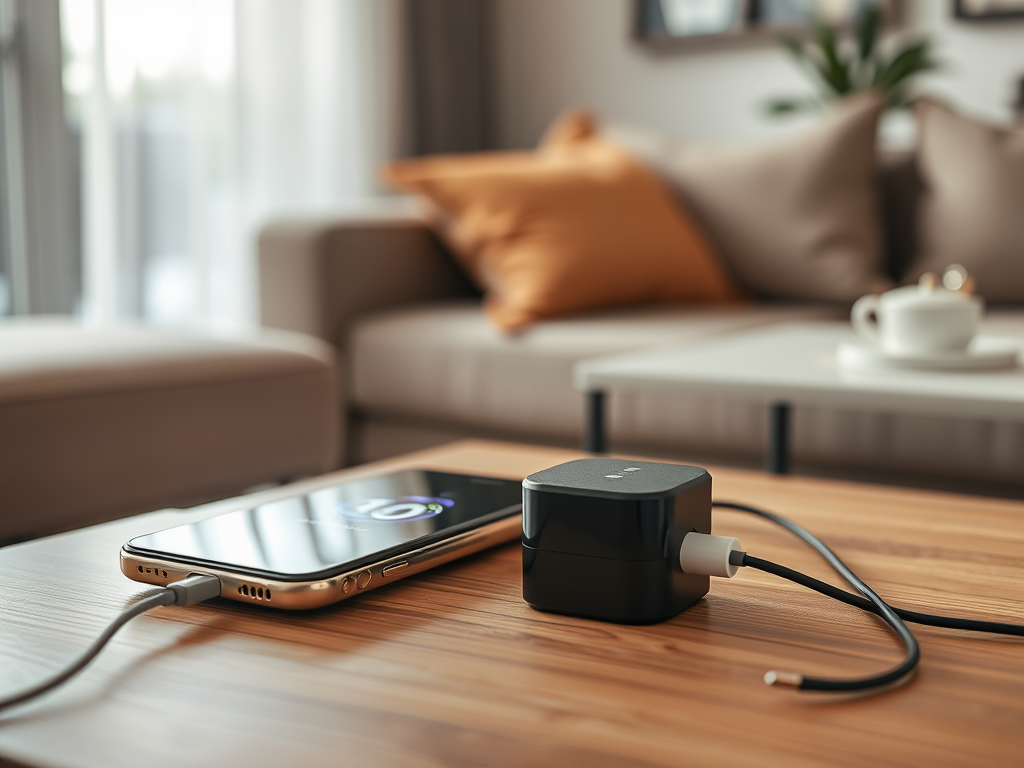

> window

[{"left": 62, "top": 0, "right": 239, "bottom": 325}]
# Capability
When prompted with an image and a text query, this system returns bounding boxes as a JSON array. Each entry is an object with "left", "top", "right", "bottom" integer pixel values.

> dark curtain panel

[{"left": 402, "top": 0, "right": 490, "bottom": 156}]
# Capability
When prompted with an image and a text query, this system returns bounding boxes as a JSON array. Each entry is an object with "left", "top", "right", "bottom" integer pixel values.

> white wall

[
  {"left": 490, "top": 0, "right": 1024, "bottom": 148},
  {"left": 911, "top": 2, "right": 1024, "bottom": 124}
]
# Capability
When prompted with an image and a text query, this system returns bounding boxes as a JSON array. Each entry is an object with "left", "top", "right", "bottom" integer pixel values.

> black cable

[
  {"left": 0, "top": 573, "right": 220, "bottom": 714},
  {"left": 741, "top": 553, "right": 1024, "bottom": 637},
  {"left": 712, "top": 501, "right": 920, "bottom": 692}
]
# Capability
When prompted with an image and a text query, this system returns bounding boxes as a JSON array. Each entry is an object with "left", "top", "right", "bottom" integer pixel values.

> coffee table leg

[
  {"left": 585, "top": 390, "right": 606, "bottom": 454},
  {"left": 767, "top": 402, "right": 791, "bottom": 475}
]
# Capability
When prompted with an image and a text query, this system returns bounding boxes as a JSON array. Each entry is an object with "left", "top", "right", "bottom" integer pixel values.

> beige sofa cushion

[
  {"left": 350, "top": 303, "right": 1024, "bottom": 490},
  {"left": 602, "top": 91, "right": 892, "bottom": 302},
  {"left": 0, "top": 319, "right": 339, "bottom": 542},
  {"left": 349, "top": 300, "right": 843, "bottom": 437},
  {"left": 908, "top": 98, "right": 1024, "bottom": 302}
]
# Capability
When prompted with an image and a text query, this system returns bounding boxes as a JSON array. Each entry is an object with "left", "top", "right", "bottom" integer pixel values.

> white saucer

[{"left": 837, "top": 336, "right": 1020, "bottom": 373}]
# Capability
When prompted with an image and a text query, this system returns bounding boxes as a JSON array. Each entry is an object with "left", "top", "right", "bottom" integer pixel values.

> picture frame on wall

[
  {"left": 657, "top": 0, "right": 744, "bottom": 38},
  {"left": 954, "top": 0, "right": 1024, "bottom": 20},
  {"left": 634, "top": 0, "right": 898, "bottom": 51}
]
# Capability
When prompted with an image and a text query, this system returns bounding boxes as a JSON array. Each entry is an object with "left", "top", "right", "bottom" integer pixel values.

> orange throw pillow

[{"left": 384, "top": 112, "right": 740, "bottom": 330}]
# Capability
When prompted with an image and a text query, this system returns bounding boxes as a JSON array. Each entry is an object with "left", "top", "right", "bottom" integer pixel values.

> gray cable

[{"left": 0, "top": 573, "right": 220, "bottom": 713}]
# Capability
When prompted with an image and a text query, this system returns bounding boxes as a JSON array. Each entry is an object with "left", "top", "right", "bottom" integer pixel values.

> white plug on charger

[{"left": 678, "top": 532, "right": 743, "bottom": 578}]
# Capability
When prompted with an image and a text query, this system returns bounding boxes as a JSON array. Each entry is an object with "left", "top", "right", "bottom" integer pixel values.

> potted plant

[{"left": 767, "top": 5, "right": 939, "bottom": 115}]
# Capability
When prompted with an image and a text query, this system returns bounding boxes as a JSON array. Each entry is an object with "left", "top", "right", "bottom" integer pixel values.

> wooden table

[{"left": 1, "top": 440, "right": 1023, "bottom": 767}]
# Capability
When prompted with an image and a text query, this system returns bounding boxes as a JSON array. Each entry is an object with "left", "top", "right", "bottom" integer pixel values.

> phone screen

[{"left": 125, "top": 470, "right": 522, "bottom": 580}]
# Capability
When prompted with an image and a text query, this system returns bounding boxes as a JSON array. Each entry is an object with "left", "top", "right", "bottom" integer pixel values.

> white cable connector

[
  {"left": 679, "top": 532, "right": 743, "bottom": 578},
  {"left": 168, "top": 573, "right": 222, "bottom": 605}
]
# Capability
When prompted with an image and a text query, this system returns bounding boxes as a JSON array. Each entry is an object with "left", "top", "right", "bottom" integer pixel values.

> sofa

[
  {"left": 0, "top": 318, "right": 339, "bottom": 543},
  {"left": 257, "top": 102, "right": 1024, "bottom": 498}
]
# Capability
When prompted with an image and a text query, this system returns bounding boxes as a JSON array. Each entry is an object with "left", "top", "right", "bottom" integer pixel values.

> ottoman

[{"left": 0, "top": 318, "right": 340, "bottom": 543}]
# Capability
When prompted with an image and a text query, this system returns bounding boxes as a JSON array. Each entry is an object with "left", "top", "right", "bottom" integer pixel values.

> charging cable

[
  {"left": 0, "top": 573, "right": 221, "bottom": 714},
  {"left": 9, "top": 503, "right": 1022, "bottom": 706},
  {"left": 679, "top": 502, "right": 1024, "bottom": 693}
]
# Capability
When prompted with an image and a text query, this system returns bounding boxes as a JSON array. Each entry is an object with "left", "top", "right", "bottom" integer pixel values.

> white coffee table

[{"left": 574, "top": 322, "right": 1024, "bottom": 474}]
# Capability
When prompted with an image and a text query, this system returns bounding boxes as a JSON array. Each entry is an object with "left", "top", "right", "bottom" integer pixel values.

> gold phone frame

[{"left": 120, "top": 512, "right": 522, "bottom": 610}]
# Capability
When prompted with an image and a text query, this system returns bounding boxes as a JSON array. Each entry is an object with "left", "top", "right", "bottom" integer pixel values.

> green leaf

[
  {"left": 856, "top": 5, "right": 881, "bottom": 64},
  {"left": 874, "top": 41, "right": 938, "bottom": 91},
  {"left": 813, "top": 21, "right": 851, "bottom": 95},
  {"left": 777, "top": 33, "right": 835, "bottom": 100},
  {"left": 765, "top": 96, "right": 822, "bottom": 115}
]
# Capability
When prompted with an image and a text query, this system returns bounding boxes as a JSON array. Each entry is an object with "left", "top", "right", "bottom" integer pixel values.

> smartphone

[{"left": 120, "top": 469, "right": 522, "bottom": 610}]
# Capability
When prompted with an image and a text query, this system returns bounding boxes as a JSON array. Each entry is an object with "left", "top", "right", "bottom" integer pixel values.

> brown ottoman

[{"left": 0, "top": 318, "right": 340, "bottom": 543}]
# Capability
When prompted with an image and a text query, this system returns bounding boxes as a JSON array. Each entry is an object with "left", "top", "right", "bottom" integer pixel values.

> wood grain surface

[{"left": 1, "top": 440, "right": 1023, "bottom": 767}]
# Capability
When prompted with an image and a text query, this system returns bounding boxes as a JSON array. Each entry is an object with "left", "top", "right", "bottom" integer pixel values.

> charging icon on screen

[{"left": 336, "top": 496, "right": 454, "bottom": 523}]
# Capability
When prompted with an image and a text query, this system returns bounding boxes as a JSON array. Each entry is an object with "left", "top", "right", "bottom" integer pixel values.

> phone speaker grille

[{"left": 237, "top": 583, "right": 271, "bottom": 601}]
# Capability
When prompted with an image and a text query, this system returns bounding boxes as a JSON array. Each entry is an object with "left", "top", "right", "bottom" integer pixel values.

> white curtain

[{"left": 63, "top": 0, "right": 403, "bottom": 329}]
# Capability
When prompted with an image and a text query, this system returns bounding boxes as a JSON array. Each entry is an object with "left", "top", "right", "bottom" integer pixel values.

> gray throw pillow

[
  {"left": 601, "top": 91, "right": 892, "bottom": 302},
  {"left": 908, "top": 98, "right": 1024, "bottom": 303}
]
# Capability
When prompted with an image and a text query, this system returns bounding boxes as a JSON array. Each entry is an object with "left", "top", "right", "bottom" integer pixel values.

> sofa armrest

[{"left": 258, "top": 205, "right": 476, "bottom": 348}]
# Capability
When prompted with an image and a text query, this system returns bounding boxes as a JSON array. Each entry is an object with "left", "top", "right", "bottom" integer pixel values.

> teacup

[{"left": 851, "top": 283, "right": 983, "bottom": 355}]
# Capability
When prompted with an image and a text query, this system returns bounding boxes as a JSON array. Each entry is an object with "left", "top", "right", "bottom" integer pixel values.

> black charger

[
  {"left": 520, "top": 457, "right": 1021, "bottom": 695},
  {"left": 522, "top": 457, "right": 716, "bottom": 624}
]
